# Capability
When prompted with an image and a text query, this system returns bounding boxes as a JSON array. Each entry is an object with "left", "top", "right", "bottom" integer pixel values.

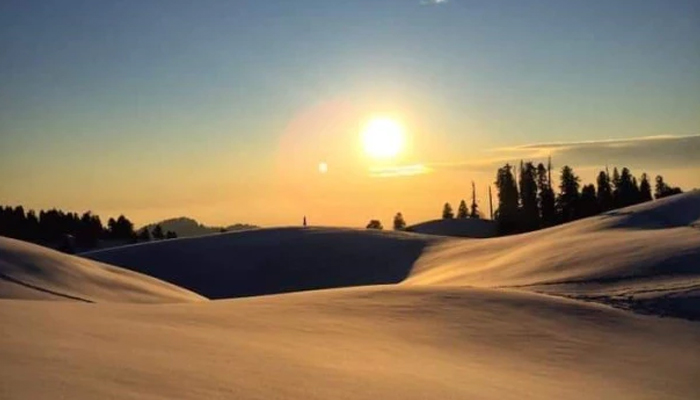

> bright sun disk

[{"left": 361, "top": 118, "right": 405, "bottom": 159}]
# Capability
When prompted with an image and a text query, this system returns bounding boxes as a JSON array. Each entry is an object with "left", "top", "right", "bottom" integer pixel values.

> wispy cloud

[
  {"left": 369, "top": 164, "right": 430, "bottom": 178},
  {"left": 371, "top": 135, "right": 700, "bottom": 183},
  {"left": 428, "top": 134, "right": 700, "bottom": 173}
]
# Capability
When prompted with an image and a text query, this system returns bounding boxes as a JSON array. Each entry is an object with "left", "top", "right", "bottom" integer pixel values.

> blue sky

[{"left": 1, "top": 0, "right": 698, "bottom": 226}]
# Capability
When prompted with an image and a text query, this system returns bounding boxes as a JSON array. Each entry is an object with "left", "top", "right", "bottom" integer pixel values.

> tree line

[
  {"left": 493, "top": 160, "right": 682, "bottom": 235},
  {"left": 366, "top": 161, "right": 683, "bottom": 235},
  {"left": 0, "top": 206, "right": 176, "bottom": 252},
  {"left": 442, "top": 181, "right": 482, "bottom": 220}
]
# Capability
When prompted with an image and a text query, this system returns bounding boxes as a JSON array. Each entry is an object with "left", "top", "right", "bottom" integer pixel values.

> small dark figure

[{"left": 303, "top": 216, "right": 307, "bottom": 227}]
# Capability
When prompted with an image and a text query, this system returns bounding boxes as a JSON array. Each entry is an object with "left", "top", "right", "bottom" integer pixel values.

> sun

[{"left": 361, "top": 118, "right": 405, "bottom": 159}]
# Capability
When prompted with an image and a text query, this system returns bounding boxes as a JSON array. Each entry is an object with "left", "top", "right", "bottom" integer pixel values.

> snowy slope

[
  {"left": 406, "top": 191, "right": 700, "bottom": 319},
  {"left": 84, "top": 227, "right": 438, "bottom": 298},
  {"left": 1, "top": 286, "right": 698, "bottom": 400},
  {"left": 2, "top": 192, "right": 699, "bottom": 399},
  {"left": 0, "top": 236, "right": 205, "bottom": 303},
  {"left": 407, "top": 218, "right": 498, "bottom": 238}
]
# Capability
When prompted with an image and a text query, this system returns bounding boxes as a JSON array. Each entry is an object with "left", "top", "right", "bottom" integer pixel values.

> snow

[
  {"left": 1, "top": 191, "right": 699, "bottom": 399},
  {"left": 406, "top": 190, "right": 700, "bottom": 319},
  {"left": 0, "top": 236, "right": 205, "bottom": 303},
  {"left": 83, "top": 227, "right": 439, "bottom": 299},
  {"left": 407, "top": 218, "right": 498, "bottom": 238},
  {"left": 1, "top": 286, "right": 698, "bottom": 399}
]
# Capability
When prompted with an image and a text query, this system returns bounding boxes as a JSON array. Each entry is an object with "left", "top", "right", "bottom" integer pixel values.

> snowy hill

[
  {"left": 2, "top": 191, "right": 700, "bottom": 399},
  {"left": 406, "top": 190, "right": 700, "bottom": 319},
  {"left": 84, "top": 228, "right": 438, "bottom": 298},
  {"left": 0, "top": 236, "right": 205, "bottom": 303},
  {"left": 407, "top": 218, "right": 498, "bottom": 238},
  {"left": 2, "top": 285, "right": 698, "bottom": 399}
]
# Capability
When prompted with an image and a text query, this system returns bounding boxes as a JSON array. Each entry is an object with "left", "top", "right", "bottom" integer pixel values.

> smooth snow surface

[
  {"left": 2, "top": 191, "right": 699, "bottom": 399},
  {"left": 407, "top": 217, "right": 498, "bottom": 238},
  {"left": 407, "top": 191, "right": 700, "bottom": 320},
  {"left": 0, "top": 236, "right": 205, "bottom": 303},
  {"left": 84, "top": 228, "right": 438, "bottom": 298},
  {"left": 1, "top": 287, "right": 698, "bottom": 399}
]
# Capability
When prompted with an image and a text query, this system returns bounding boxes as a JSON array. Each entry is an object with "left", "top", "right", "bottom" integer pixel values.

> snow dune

[
  {"left": 407, "top": 190, "right": 700, "bottom": 319},
  {"left": 84, "top": 228, "right": 438, "bottom": 299},
  {"left": 0, "top": 236, "right": 205, "bottom": 303},
  {"left": 1, "top": 192, "right": 699, "bottom": 399},
  {"left": 2, "top": 286, "right": 699, "bottom": 400},
  {"left": 407, "top": 217, "right": 498, "bottom": 238}
]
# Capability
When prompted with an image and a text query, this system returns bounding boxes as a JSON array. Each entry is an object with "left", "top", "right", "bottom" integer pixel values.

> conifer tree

[
  {"left": 470, "top": 181, "right": 481, "bottom": 219},
  {"left": 442, "top": 203, "right": 455, "bottom": 219},
  {"left": 639, "top": 173, "right": 653, "bottom": 202},
  {"left": 617, "top": 167, "right": 636, "bottom": 207},
  {"left": 393, "top": 212, "right": 407, "bottom": 230},
  {"left": 152, "top": 224, "right": 165, "bottom": 240},
  {"left": 654, "top": 175, "right": 683, "bottom": 199},
  {"left": 536, "top": 163, "right": 556, "bottom": 227},
  {"left": 366, "top": 219, "right": 383, "bottom": 230},
  {"left": 596, "top": 170, "right": 614, "bottom": 211},
  {"left": 495, "top": 164, "right": 520, "bottom": 234},
  {"left": 612, "top": 167, "right": 621, "bottom": 207},
  {"left": 579, "top": 184, "right": 599, "bottom": 218},
  {"left": 518, "top": 161, "right": 538, "bottom": 231},
  {"left": 556, "top": 165, "right": 580, "bottom": 222},
  {"left": 138, "top": 227, "right": 151, "bottom": 242},
  {"left": 457, "top": 200, "right": 469, "bottom": 219}
]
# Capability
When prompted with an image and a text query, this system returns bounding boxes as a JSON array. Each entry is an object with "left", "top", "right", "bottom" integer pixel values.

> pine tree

[
  {"left": 536, "top": 163, "right": 556, "bottom": 227},
  {"left": 617, "top": 167, "right": 636, "bottom": 207},
  {"left": 393, "top": 212, "right": 406, "bottom": 230},
  {"left": 25, "top": 210, "right": 40, "bottom": 241},
  {"left": 457, "top": 200, "right": 469, "bottom": 219},
  {"left": 612, "top": 167, "right": 621, "bottom": 208},
  {"left": 639, "top": 173, "right": 653, "bottom": 202},
  {"left": 495, "top": 164, "right": 520, "bottom": 234},
  {"left": 596, "top": 170, "right": 614, "bottom": 211},
  {"left": 470, "top": 181, "right": 480, "bottom": 219},
  {"left": 152, "top": 224, "right": 165, "bottom": 240},
  {"left": 556, "top": 165, "right": 580, "bottom": 222},
  {"left": 579, "top": 184, "right": 599, "bottom": 218},
  {"left": 112, "top": 215, "right": 136, "bottom": 242},
  {"left": 518, "top": 161, "right": 538, "bottom": 231},
  {"left": 442, "top": 203, "right": 454, "bottom": 219},
  {"left": 138, "top": 227, "right": 151, "bottom": 242},
  {"left": 654, "top": 175, "right": 683, "bottom": 199},
  {"left": 366, "top": 219, "right": 383, "bottom": 230}
]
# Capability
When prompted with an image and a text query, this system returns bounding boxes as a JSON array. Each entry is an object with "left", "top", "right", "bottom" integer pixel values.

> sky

[{"left": 1, "top": 0, "right": 698, "bottom": 227}]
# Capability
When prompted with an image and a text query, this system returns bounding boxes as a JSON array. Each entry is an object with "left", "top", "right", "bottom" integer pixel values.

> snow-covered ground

[
  {"left": 1, "top": 191, "right": 699, "bottom": 399},
  {"left": 407, "top": 217, "right": 498, "bottom": 238},
  {"left": 407, "top": 190, "right": 700, "bottom": 320},
  {"left": 0, "top": 236, "right": 204, "bottom": 303}
]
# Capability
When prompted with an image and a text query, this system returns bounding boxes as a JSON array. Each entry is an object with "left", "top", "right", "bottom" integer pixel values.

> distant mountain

[{"left": 141, "top": 217, "right": 256, "bottom": 238}]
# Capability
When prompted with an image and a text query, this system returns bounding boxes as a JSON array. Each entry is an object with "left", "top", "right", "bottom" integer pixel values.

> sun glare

[{"left": 361, "top": 118, "right": 405, "bottom": 159}]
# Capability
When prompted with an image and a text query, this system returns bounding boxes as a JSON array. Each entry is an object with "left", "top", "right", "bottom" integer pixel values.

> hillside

[
  {"left": 2, "top": 285, "right": 698, "bottom": 400},
  {"left": 406, "top": 191, "right": 700, "bottom": 319},
  {"left": 85, "top": 228, "right": 438, "bottom": 298},
  {"left": 0, "top": 236, "right": 205, "bottom": 303},
  {"left": 407, "top": 218, "right": 498, "bottom": 238},
  {"left": 2, "top": 192, "right": 700, "bottom": 399}
]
